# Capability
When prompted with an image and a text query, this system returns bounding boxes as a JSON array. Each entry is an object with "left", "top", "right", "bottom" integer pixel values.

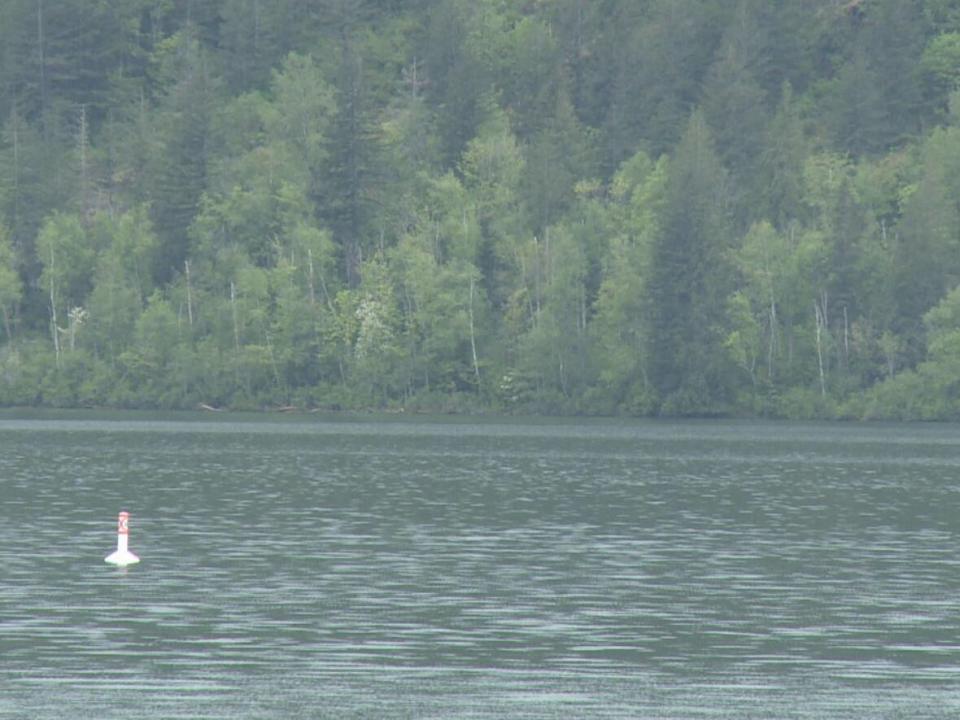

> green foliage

[
  {"left": 777, "top": 386, "right": 838, "bottom": 421},
  {"left": 1, "top": 1, "right": 960, "bottom": 418},
  {"left": 922, "top": 32, "right": 960, "bottom": 95},
  {"left": 264, "top": 53, "right": 337, "bottom": 184},
  {"left": 392, "top": 229, "right": 483, "bottom": 395},
  {"left": 590, "top": 151, "right": 665, "bottom": 410},
  {"left": 645, "top": 111, "right": 734, "bottom": 414},
  {"left": 701, "top": 2, "right": 770, "bottom": 189},
  {"left": 36, "top": 212, "right": 98, "bottom": 313},
  {"left": 350, "top": 255, "right": 404, "bottom": 403},
  {"left": 0, "top": 224, "right": 22, "bottom": 341},
  {"left": 0, "top": 340, "right": 47, "bottom": 405},
  {"left": 145, "top": 29, "right": 222, "bottom": 279}
]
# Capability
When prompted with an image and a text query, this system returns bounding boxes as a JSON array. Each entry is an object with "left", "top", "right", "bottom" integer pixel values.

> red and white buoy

[{"left": 104, "top": 510, "right": 140, "bottom": 566}]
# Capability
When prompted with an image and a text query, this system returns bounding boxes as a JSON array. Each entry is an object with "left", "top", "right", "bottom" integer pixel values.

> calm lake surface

[{"left": 2, "top": 412, "right": 960, "bottom": 718}]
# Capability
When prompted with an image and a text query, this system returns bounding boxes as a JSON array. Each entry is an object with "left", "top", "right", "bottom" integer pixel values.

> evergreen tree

[
  {"left": 423, "top": 0, "right": 499, "bottom": 166},
  {"left": 824, "top": 45, "right": 889, "bottom": 156},
  {"left": 605, "top": 0, "right": 724, "bottom": 165},
  {"left": 591, "top": 152, "right": 667, "bottom": 413},
  {"left": 757, "top": 82, "right": 808, "bottom": 228},
  {"left": 219, "top": 0, "right": 296, "bottom": 93},
  {"left": 320, "top": 39, "right": 382, "bottom": 288},
  {"left": 645, "top": 111, "right": 734, "bottom": 414},
  {"left": 894, "top": 126, "right": 960, "bottom": 362},
  {"left": 144, "top": 29, "right": 220, "bottom": 281},
  {"left": 545, "top": 0, "right": 620, "bottom": 131},
  {"left": 0, "top": 224, "right": 22, "bottom": 341},
  {"left": 0, "top": 109, "right": 72, "bottom": 292},
  {"left": 0, "top": 0, "right": 147, "bottom": 127},
  {"left": 521, "top": 84, "right": 596, "bottom": 235},
  {"left": 701, "top": 1, "right": 771, "bottom": 220}
]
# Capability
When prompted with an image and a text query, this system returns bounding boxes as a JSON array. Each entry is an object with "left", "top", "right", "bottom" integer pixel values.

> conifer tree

[{"left": 645, "top": 111, "right": 734, "bottom": 413}]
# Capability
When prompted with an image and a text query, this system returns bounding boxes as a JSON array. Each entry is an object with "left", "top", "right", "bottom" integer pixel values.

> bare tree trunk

[
  {"left": 514, "top": 246, "right": 536, "bottom": 328},
  {"left": 185, "top": 260, "right": 194, "bottom": 326},
  {"left": 10, "top": 112, "right": 21, "bottom": 229},
  {"left": 814, "top": 299, "right": 826, "bottom": 397},
  {"left": 306, "top": 248, "right": 335, "bottom": 313},
  {"left": 843, "top": 304, "right": 849, "bottom": 368},
  {"left": 306, "top": 249, "right": 317, "bottom": 306},
  {"left": 230, "top": 281, "right": 240, "bottom": 354},
  {"left": 48, "top": 244, "right": 60, "bottom": 367},
  {"left": 77, "top": 105, "right": 90, "bottom": 216},
  {"left": 767, "top": 298, "right": 777, "bottom": 380},
  {"left": 230, "top": 280, "right": 243, "bottom": 389},
  {"left": 536, "top": 234, "right": 545, "bottom": 317},
  {"left": 559, "top": 354, "right": 567, "bottom": 397},
  {"left": 469, "top": 275, "right": 481, "bottom": 390},
  {"left": 544, "top": 226, "right": 552, "bottom": 287},
  {"left": 66, "top": 307, "right": 86, "bottom": 352}
]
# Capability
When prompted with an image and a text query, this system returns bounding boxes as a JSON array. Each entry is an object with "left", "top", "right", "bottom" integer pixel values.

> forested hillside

[{"left": 2, "top": 0, "right": 960, "bottom": 418}]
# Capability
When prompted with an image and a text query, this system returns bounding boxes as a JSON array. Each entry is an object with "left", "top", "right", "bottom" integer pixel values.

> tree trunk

[
  {"left": 767, "top": 297, "right": 777, "bottom": 381},
  {"left": 814, "top": 299, "right": 825, "bottom": 397},
  {"left": 48, "top": 244, "right": 60, "bottom": 368},
  {"left": 469, "top": 275, "right": 481, "bottom": 390},
  {"left": 185, "top": 260, "right": 194, "bottom": 326},
  {"left": 1, "top": 305, "right": 13, "bottom": 343},
  {"left": 306, "top": 249, "right": 317, "bottom": 306},
  {"left": 77, "top": 105, "right": 91, "bottom": 216},
  {"left": 230, "top": 280, "right": 242, "bottom": 388},
  {"left": 843, "top": 304, "right": 849, "bottom": 368}
]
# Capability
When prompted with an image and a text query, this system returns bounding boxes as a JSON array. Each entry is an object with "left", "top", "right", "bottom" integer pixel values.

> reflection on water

[{"left": 2, "top": 415, "right": 960, "bottom": 718}]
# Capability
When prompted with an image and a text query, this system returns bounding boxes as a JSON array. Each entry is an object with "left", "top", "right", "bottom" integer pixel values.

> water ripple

[{"left": 2, "top": 416, "right": 960, "bottom": 718}]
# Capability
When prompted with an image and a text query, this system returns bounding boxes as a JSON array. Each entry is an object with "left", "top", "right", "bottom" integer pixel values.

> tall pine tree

[{"left": 645, "top": 110, "right": 734, "bottom": 414}]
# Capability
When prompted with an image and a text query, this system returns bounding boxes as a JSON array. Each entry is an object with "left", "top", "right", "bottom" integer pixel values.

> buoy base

[{"left": 105, "top": 550, "right": 140, "bottom": 566}]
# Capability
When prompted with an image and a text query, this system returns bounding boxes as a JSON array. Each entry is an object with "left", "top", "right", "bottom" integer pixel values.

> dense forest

[{"left": 2, "top": 0, "right": 960, "bottom": 418}]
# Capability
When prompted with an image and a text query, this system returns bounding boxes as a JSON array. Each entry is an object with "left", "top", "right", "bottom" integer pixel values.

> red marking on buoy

[{"left": 105, "top": 510, "right": 140, "bottom": 566}]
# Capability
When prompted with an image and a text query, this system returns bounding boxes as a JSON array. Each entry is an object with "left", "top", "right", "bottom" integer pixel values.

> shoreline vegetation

[{"left": 3, "top": 2, "right": 960, "bottom": 421}]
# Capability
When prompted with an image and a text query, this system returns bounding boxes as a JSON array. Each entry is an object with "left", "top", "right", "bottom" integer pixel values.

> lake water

[{"left": 2, "top": 413, "right": 960, "bottom": 718}]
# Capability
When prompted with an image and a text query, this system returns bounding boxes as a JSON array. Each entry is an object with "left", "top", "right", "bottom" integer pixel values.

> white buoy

[{"left": 104, "top": 510, "right": 140, "bottom": 566}]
